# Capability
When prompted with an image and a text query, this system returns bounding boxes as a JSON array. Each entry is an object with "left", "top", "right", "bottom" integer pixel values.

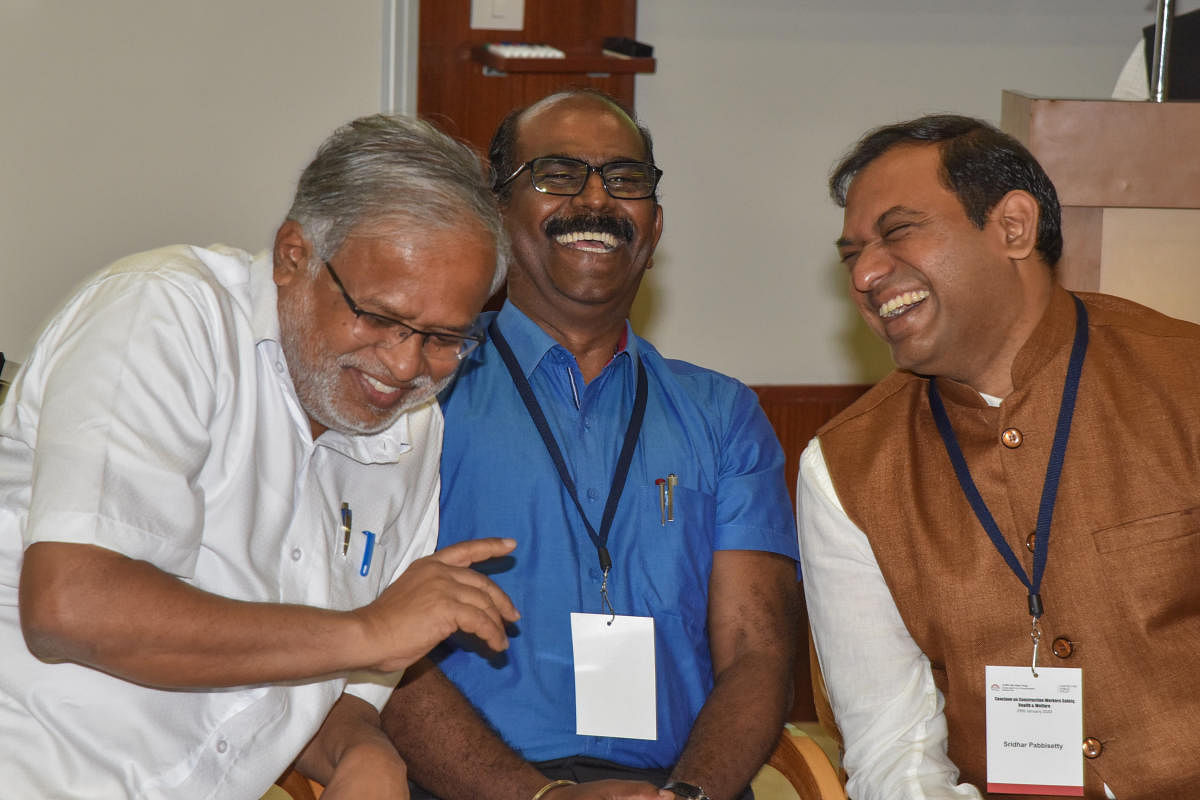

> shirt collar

[
  {"left": 493, "top": 301, "right": 639, "bottom": 379},
  {"left": 1010, "top": 283, "right": 1077, "bottom": 389},
  {"left": 248, "top": 249, "right": 282, "bottom": 345},
  {"left": 316, "top": 411, "right": 418, "bottom": 465},
  {"left": 933, "top": 284, "right": 1076, "bottom": 409}
]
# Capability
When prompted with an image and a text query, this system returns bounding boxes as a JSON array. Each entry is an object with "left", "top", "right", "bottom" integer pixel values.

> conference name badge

[
  {"left": 985, "top": 665, "right": 1084, "bottom": 796},
  {"left": 570, "top": 612, "right": 656, "bottom": 740}
]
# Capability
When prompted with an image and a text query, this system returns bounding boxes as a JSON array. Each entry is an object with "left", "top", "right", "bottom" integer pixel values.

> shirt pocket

[
  {"left": 329, "top": 531, "right": 390, "bottom": 610},
  {"left": 1090, "top": 505, "right": 1200, "bottom": 633},
  {"left": 629, "top": 483, "right": 716, "bottom": 624}
]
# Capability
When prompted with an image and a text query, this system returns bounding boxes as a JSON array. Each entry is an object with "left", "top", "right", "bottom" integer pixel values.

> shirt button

[
  {"left": 1025, "top": 532, "right": 1036, "bottom": 553},
  {"left": 1001, "top": 428, "right": 1023, "bottom": 448},
  {"left": 291, "top": 548, "right": 303, "bottom": 561},
  {"left": 586, "top": 488, "right": 599, "bottom": 501},
  {"left": 275, "top": 360, "right": 285, "bottom": 373},
  {"left": 1051, "top": 637, "right": 1074, "bottom": 658},
  {"left": 1082, "top": 737, "right": 1103, "bottom": 758},
  {"left": 216, "top": 739, "right": 229, "bottom": 754}
]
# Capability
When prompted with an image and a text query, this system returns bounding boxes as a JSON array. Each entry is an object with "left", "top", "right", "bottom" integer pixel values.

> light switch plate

[{"left": 470, "top": 0, "right": 524, "bottom": 31}]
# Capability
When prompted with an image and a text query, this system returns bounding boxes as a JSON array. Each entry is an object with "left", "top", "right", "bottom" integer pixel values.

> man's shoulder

[
  {"left": 79, "top": 244, "right": 257, "bottom": 315},
  {"left": 636, "top": 337, "right": 752, "bottom": 399},
  {"left": 31, "top": 245, "right": 259, "bottom": 355},
  {"left": 1080, "top": 291, "right": 1200, "bottom": 342},
  {"left": 101, "top": 243, "right": 245, "bottom": 274},
  {"left": 817, "top": 370, "right": 924, "bottom": 440}
]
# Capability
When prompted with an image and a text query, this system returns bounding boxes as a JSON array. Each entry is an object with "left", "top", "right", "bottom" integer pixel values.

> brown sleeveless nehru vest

[{"left": 819, "top": 287, "right": 1200, "bottom": 800}]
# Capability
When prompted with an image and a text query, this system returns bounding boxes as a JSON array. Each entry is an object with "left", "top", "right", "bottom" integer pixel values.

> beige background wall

[
  {"left": 1, "top": 1, "right": 1176, "bottom": 383},
  {"left": 632, "top": 0, "right": 1175, "bottom": 384},
  {"left": 0, "top": 0, "right": 387, "bottom": 363},
  {"left": 1099, "top": 208, "right": 1200, "bottom": 324}
]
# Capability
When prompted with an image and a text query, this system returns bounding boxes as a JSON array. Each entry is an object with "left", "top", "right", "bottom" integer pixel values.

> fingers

[
  {"left": 432, "top": 536, "right": 517, "bottom": 568},
  {"left": 361, "top": 538, "right": 522, "bottom": 670},
  {"left": 481, "top": 574, "right": 521, "bottom": 624},
  {"left": 451, "top": 599, "right": 512, "bottom": 653},
  {"left": 430, "top": 538, "right": 520, "bottom": 622}
]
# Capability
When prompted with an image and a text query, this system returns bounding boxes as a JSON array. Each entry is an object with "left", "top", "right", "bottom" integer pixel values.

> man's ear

[
  {"left": 994, "top": 190, "right": 1039, "bottom": 261},
  {"left": 647, "top": 204, "right": 664, "bottom": 266},
  {"left": 273, "top": 220, "right": 312, "bottom": 287}
]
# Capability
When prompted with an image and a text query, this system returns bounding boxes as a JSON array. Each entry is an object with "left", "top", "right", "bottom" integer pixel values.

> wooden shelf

[
  {"left": 419, "top": 1, "right": 646, "bottom": 151},
  {"left": 471, "top": 45, "right": 655, "bottom": 75}
]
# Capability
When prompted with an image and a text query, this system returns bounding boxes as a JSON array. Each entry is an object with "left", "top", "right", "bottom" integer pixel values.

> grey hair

[{"left": 286, "top": 114, "right": 509, "bottom": 294}]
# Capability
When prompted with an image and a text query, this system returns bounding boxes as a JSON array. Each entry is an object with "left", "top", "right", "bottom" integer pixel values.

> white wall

[
  {"left": 1, "top": 1, "right": 1176, "bottom": 384},
  {"left": 0, "top": 0, "right": 384, "bottom": 362},
  {"left": 634, "top": 0, "right": 1165, "bottom": 384}
]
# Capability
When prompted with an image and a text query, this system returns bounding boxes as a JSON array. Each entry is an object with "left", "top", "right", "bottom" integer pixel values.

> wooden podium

[{"left": 1000, "top": 91, "right": 1200, "bottom": 324}]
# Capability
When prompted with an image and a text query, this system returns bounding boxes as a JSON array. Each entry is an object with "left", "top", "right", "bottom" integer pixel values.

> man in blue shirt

[{"left": 383, "top": 90, "right": 800, "bottom": 800}]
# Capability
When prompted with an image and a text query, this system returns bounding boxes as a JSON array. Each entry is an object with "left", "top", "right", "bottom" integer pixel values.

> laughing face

[
  {"left": 502, "top": 95, "right": 663, "bottom": 326},
  {"left": 274, "top": 219, "right": 495, "bottom": 439},
  {"left": 836, "top": 143, "right": 1039, "bottom": 395}
]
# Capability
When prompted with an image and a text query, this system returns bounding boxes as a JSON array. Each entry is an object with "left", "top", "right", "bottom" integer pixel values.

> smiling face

[
  {"left": 274, "top": 218, "right": 495, "bottom": 439},
  {"left": 501, "top": 95, "right": 663, "bottom": 328},
  {"left": 837, "top": 143, "right": 1048, "bottom": 396}
]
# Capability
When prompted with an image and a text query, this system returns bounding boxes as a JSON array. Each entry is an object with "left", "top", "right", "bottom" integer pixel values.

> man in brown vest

[{"left": 798, "top": 114, "right": 1200, "bottom": 800}]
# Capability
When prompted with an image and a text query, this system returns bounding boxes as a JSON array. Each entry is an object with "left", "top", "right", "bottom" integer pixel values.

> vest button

[
  {"left": 1025, "top": 532, "right": 1036, "bottom": 553},
  {"left": 1051, "top": 637, "right": 1074, "bottom": 658},
  {"left": 1001, "top": 427, "right": 1023, "bottom": 448},
  {"left": 1082, "top": 737, "right": 1103, "bottom": 758}
]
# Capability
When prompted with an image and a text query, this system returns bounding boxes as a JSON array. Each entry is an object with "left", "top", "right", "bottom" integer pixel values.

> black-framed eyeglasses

[
  {"left": 323, "top": 261, "right": 483, "bottom": 362},
  {"left": 497, "top": 156, "right": 662, "bottom": 200}
]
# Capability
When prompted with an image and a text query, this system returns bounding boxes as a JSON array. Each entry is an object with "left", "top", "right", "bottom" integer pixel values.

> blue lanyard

[
  {"left": 927, "top": 294, "right": 1088, "bottom": 622},
  {"left": 488, "top": 319, "right": 648, "bottom": 606}
]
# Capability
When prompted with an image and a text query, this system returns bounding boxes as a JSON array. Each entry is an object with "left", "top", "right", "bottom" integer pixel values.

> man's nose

[
  {"left": 375, "top": 333, "right": 428, "bottom": 384},
  {"left": 572, "top": 169, "right": 614, "bottom": 209},
  {"left": 849, "top": 242, "right": 895, "bottom": 294}
]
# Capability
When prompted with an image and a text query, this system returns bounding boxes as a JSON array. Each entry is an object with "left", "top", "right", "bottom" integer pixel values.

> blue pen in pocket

[{"left": 360, "top": 530, "right": 376, "bottom": 577}]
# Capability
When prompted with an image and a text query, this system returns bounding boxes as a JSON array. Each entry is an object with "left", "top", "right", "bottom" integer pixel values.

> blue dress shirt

[{"left": 433, "top": 302, "right": 798, "bottom": 769}]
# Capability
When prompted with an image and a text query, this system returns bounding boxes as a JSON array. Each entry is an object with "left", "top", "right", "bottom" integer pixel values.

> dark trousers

[{"left": 409, "top": 754, "right": 754, "bottom": 799}]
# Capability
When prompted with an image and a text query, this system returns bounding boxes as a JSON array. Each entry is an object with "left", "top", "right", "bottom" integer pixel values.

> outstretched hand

[{"left": 355, "top": 537, "right": 519, "bottom": 673}]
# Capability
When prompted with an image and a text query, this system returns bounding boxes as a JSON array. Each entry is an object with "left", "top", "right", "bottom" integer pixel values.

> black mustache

[{"left": 545, "top": 214, "right": 634, "bottom": 243}]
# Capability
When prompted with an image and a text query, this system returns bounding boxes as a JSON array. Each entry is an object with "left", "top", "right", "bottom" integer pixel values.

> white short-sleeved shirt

[{"left": 0, "top": 245, "right": 440, "bottom": 799}]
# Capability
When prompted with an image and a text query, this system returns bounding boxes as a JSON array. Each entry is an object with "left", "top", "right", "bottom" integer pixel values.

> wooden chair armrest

[
  {"left": 764, "top": 725, "right": 847, "bottom": 800},
  {"left": 272, "top": 767, "right": 323, "bottom": 800}
]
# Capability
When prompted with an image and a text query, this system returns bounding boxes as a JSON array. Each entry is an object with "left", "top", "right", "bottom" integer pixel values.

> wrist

[{"left": 661, "top": 780, "right": 711, "bottom": 800}]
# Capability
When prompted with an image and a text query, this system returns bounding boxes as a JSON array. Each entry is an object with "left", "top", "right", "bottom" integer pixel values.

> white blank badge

[
  {"left": 570, "top": 612, "right": 656, "bottom": 740},
  {"left": 985, "top": 665, "right": 1084, "bottom": 796}
]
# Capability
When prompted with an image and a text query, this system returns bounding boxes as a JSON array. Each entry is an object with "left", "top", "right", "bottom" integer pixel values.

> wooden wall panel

[
  {"left": 418, "top": 0, "right": 641, "bottom": 153},
  {"left": 753, "top": 385, "right": 872, "bottom": 506}
]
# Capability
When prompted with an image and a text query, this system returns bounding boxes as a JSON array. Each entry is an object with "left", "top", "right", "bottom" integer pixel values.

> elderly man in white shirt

[{"left": 0, "top": 115, "right": 518, "bottom": 799}]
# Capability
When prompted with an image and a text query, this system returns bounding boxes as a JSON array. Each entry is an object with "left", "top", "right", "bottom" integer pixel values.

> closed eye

[
  {"left": 429, "top": 332, "right": 468, "bottom": 348},
  {"left": 882, "top": 223, "right": 913, "bottom": 240},
  {"left": 359, "top": 311, "right": 408, "bottom": 332}
]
